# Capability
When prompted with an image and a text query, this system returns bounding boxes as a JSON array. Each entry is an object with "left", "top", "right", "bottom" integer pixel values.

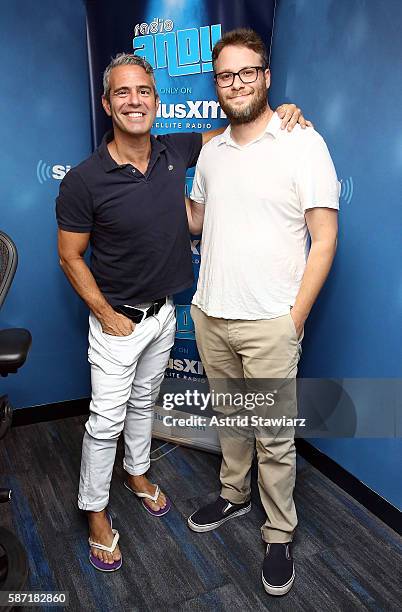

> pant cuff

[
  {"left": 78, "top": 497, "right": 109, "bottom": 512},
  {"left": 220, "top": 487, "right": 250, "bottom": 504},
  {"left": 123, "top": 459, "right": 151, "bottom": 476},
  {"left": 261, "top": 529, "right": 294, "bottom": 544}
]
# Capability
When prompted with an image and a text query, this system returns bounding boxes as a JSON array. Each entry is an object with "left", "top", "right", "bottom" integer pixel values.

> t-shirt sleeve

[
  {"left": 55, "top": 169, "right": 93, "bottom": 233},
  {"left": 164, "top": 132, "right": 203, "bottom": 168},
  {"left": 296, "top": 133, "right": 340, "bottom": 213},
  {"left": 189, "top": 150, "right": 206, "bottom": 205}
]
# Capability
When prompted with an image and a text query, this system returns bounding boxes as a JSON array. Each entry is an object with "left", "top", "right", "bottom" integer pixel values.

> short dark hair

[
  {"left": 212, "top": 28, "right": 269, "bottom": 70},
  {"left": 103, "top": 53, "right": 158, "bottom": 101}
]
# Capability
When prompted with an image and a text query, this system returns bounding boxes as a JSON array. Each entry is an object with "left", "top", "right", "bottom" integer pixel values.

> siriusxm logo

[
  {"left": 191, "top": 238, "right": 201, "bottom": 262},
  {"left": 157, "top": 100, "right": 226, "bottom": 120},
  {"left": 340, "top": 177, "right": 354, "bottom": 204},
  {"left": 134, "top": 23, "right": 222, "bottom": 77},
  {"left": 36, "top": 160, "right": 71, "bottom": 185},
  {"left": 175, "top": 304, "right": 195, "bottom": 340},
  {"left": 191, "top": 239, "right": 200, "bottom": 255},
  {"left": 167, "top": 357, "right": 204, "bottom": 375}
]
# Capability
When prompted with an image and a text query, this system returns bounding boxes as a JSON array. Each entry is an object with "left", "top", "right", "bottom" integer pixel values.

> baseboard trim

[
  {"left": 295, "top": 439, "right": 401, "bottom": 536},
  {"left": 12, "top": 398, "right": 90, "bottom": 426},
  {"left": 11, "top": 399, "right": 401, "bottom": 535}
]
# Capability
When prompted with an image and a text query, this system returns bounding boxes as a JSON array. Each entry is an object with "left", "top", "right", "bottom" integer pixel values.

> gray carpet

[{"left": 1, "top": 415, "right": 401, "bottom": 611}]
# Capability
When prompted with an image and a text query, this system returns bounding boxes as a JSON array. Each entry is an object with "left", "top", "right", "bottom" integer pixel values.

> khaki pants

[{"left": 191, "top": 305, "right": 302, "bottom": 543}]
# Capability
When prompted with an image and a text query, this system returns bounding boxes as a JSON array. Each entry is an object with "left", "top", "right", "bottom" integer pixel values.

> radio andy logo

[
  {"left": 133, "top": 18, "right": 222, "bottom": 77},
  {"left": 175, "top": 304, "right": 195, "bottom": 341},
  {"left": 36, "top": 160, "right": 71, "bottom": 185}
]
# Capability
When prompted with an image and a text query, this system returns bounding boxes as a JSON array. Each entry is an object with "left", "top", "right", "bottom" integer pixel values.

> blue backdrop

[
  {"left": 0, "top": 1, "right": 92, "bottom": 408},
  {"left": 0, "top": 0, "right": 400, "bottom": 510},
  {"left": 270, "top": 0, "right": 402, "bottom": 509}
]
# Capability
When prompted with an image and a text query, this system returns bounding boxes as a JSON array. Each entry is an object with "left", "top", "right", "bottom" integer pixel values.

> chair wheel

[
  {"left": 0, "top": 395, "right": 12, "bottom": 441},
  {"left": 0, "top": 527, "right": 28, "bottom": 611}
]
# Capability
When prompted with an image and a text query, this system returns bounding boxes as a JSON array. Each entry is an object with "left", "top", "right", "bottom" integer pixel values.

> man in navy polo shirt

[{"left": 56, "top": 52, "right": 307, "bottom": 571}]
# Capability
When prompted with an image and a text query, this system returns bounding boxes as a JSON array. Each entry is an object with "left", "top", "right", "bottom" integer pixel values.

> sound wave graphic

[
  {"left": 340, "top": 177, "right": 354, "bottom": 204},
  {"left": 36, "top": 160, "right": 52, "bottom": 184}
]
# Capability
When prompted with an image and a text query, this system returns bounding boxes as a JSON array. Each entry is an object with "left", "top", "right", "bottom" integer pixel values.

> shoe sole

[
  {"left": 124, "top": 482, "right": 171, "bottom": 516},
  {"left": 88, "top": 512, "right": 122, "bottom": 572},
  {"left": 261, "top": 568, "right": 295, "bottom": 596},
  {"left": 89, "top": 552, "right": 122, "bottom": 572},
  {"left": 187, "top": 504, "right": 251, "bottom": 532}
]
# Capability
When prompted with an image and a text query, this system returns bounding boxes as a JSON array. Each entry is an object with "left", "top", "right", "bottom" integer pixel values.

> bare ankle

[
  {"left": 87, "top": 509, "right": 108, "bottom": 526},
  {"left": 127, "top": 473, "right": 148, "bottom": 485}
]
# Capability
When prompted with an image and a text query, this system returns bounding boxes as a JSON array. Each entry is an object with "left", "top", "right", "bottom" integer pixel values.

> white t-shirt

[{"left": 190, "top": 112, "right": 340, "bottom": 320}]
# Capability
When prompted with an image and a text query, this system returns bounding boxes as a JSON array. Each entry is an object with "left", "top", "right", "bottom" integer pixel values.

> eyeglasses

[{"left": 214, "top": 66, "right": 265, "bottom": 88}]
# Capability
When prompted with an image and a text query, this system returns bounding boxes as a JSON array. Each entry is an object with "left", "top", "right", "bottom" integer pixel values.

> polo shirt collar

[
  {"left": 218, "top": 110, "right": 282, "bottom": 148},
  {"left": 97, "top": 130, "right": 167, "bottom": 173}
]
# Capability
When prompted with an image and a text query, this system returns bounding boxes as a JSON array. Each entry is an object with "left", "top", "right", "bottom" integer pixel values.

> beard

[{"left": 218, "top": 82, "right": 268, "bottom": 125}]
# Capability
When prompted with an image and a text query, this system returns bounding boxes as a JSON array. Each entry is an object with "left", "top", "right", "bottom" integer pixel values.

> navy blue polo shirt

[{"left": 56, "top": 131, "right": 202, "bottom": 306}]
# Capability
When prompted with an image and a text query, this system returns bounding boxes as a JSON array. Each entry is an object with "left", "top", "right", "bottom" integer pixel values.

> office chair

[{"left": 0, "top": 230, "right": 31, "bottom": 604}]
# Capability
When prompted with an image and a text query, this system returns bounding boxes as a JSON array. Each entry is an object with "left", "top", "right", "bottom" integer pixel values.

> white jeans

[{"left": 78, "top": 299, "right": 175, "bottom": 511}]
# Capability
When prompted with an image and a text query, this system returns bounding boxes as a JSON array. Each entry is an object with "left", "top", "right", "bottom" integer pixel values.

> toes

[
  {"left": 144, "top": 492, "right": 168, "bottom": 511},
  {"left": 107, "top": 553, "right": 114, "bottom": 564},
  {"left": 91, "top": 547, "right": 114, "bottom": 564},
  {"left": 145, "top": 500, "right": 160, "bottom": 512},
  {"left": 103, "top": 551, "right": 112, "bottom": 564},
  {"left": 152, "top": 486, "right": 166, "bottom": 509}
]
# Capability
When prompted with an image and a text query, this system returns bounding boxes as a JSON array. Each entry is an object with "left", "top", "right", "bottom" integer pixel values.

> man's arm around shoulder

[{"left": 201, "top": 103, "right": 311, "bottom": 146}]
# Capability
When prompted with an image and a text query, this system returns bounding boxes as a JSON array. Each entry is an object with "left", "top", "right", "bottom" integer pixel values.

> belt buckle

[
  {"left": 138, "top": 309, "right": 147, "bottom": 323},
  {"left": 143, "top": 302, "right": 157, "bottom": 320}
]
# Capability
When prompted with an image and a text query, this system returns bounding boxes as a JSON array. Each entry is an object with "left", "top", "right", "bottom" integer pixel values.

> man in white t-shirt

[{"left": 185, "top": 29, "right": 339, "bottom": 596}]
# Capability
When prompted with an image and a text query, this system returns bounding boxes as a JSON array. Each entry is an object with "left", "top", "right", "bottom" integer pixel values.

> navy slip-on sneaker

[
  {"left": 262, "top": 542, "right": 295, "bottom": 596},
  {"left": 187, "top": 496, "right": 251, "bottom": 533}
]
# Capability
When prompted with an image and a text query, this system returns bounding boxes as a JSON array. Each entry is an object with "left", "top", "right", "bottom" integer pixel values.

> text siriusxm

[{"left": 167, "top": 358, "right": 204, "bottom": 375}]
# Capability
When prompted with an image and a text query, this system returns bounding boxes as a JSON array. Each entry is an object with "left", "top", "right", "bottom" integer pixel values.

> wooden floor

[{"left": 1, "top": 415, "right": 401, "bottom": 611}]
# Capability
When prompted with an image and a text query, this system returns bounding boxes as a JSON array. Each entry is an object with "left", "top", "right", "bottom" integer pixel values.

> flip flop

[
  {"left": 124, "top": 482, "right": 172, "bottom": 517},
  {"left": 88, "top": 512, "right": 122, "bottom": 572}
]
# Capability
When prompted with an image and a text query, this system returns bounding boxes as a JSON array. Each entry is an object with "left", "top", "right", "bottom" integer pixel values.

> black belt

[{"left": 113, "top": 298, "right": 167, "bottom": 324}]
